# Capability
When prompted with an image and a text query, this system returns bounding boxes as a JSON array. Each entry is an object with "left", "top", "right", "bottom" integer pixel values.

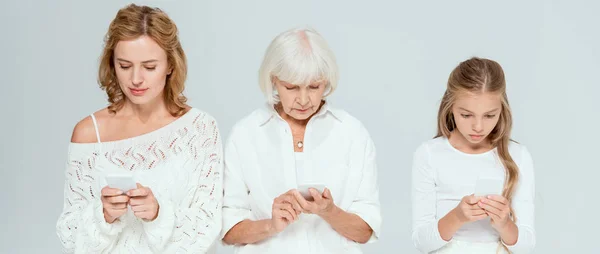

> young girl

[
  {"left": 411, "top": 57, "right": 535, "bottom": 254},
  {"left": 55, "top": 4, "right": 223, "bottom": 253}
]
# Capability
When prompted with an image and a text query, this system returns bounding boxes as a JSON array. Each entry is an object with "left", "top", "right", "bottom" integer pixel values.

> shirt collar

[{"left": 257, "top": 100, "right": 342, "bottom": 126}]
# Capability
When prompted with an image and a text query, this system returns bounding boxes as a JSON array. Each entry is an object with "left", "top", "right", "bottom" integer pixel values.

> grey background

[{"left": 1, "top": 0, "right": 598, "bottom": 253}]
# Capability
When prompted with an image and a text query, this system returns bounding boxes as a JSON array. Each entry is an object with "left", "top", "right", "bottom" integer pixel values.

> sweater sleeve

[
  {"left": 56, "top": 145, "right": 126, "bottom": 253},
  {"left": 141, "top": 115, "right": 224, "bottom": 253}
]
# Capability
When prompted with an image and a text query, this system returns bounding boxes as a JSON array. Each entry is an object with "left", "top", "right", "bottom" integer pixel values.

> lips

[
  {"left": 470, "top": 134, "right": 484, "bottom": 140},
  {"left": 129, "top": 88, "right": 148, "bottom": 96}
]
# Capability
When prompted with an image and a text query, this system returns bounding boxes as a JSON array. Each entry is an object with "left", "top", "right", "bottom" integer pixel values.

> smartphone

[
  {"left": 297, "top": 183, "right": 326, "bottom": 201},
  {"left": 474, "top": 177, "right": 504, "bottom": 197},
  {"left": 105, "top": 174, "right": 138, "bottom": 193}
]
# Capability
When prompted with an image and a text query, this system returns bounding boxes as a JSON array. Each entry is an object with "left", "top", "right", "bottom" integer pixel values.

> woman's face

[
  {"left": 273, "top": 77, "right": 327, "bottom": 120},
  {"left": 113, "top": 35, "right": 171, "bottom": 106}
]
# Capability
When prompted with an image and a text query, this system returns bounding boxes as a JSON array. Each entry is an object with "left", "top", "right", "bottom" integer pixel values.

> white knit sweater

[{"left": 56, "top": 108, "right": 223, "bottom": 253}]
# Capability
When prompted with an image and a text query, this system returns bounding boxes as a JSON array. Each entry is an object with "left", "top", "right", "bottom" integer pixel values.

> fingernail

[
  {"left": 117, "top": 191, "right": 123, "bottom": 195},
  {"left": 487, "top": 195, "right": 492, "bottom": 199},
  {"left": 481, "top": 199, "right": 485, "bottom": 203}
]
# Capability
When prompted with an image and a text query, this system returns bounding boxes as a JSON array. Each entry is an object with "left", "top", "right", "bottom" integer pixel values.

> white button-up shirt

[{"left": 221, "top": 102, "right": 382, "bottom": 254}]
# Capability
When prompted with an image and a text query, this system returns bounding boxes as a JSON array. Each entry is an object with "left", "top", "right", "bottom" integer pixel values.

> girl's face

[{"left": 451, "top": 91, "right": 502, "bottom": 145}]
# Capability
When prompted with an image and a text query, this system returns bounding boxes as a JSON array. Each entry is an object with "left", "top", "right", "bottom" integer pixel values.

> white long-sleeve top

[
  {"left": 221, "top": 102, "right": 382, "bottom": 254},
  {"left": 411, "top": 137, "right": 536, "bottom": 253},
  {"left": 56, "top": 108, "right": 223, "bottom": 253}
]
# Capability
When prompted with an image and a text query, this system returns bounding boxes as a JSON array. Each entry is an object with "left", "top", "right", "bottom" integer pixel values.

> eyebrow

[
  {"left": 282, "top": 81, "right": 325, "bottom": 87},
  {"left": 459, "top": 107, "right": 500, "bottom": 114},
  {"left": 116, "top": 58, "right": 158, "bottom": 64},
  {"left": 281, "top": 82, "right": 297, "bottom": 87}
]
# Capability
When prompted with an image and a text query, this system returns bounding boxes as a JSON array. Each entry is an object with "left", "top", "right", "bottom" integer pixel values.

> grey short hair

[{"left": 258, "top": 27, "right": 339, "bottom": 105}]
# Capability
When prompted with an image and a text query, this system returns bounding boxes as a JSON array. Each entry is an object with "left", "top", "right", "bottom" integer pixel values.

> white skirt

[{"left": 432, "top": 240, "right": 509, "bottom": 254}]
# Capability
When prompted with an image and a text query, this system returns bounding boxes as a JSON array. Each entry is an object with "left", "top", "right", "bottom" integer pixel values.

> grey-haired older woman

[{"left": 220, "top": 27, "right": 381, "bottom": 254}]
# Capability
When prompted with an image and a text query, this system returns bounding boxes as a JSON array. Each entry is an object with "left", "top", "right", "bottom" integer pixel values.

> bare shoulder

[{"left": 71, "top": 108, "right": 110, "bottom": 143}]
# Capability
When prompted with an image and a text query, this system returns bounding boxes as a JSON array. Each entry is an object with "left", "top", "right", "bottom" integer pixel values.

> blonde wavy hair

[
  {"left": 98, "top": 4, "right": 188, "bottom": 116},
  {"left": 436, "top": 57, "right": 518, "bottom": 253}
]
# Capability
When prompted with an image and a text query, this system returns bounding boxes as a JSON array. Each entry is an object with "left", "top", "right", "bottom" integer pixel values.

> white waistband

[{"left": 432, "top": 240, "right": 508, "bottom": 254}]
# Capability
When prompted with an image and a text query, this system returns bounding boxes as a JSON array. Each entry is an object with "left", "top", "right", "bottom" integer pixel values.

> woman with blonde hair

[
  {"left": 411, "top": 57, "right": 535, "bottom": 253},
  {"left": 56, "top": 4, "right": 222, "bottom": 253},
  {"left": 220, "top": 27, "right": 382, "bottom": 253}
]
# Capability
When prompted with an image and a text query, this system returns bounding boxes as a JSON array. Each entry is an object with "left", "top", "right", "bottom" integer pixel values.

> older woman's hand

[
  {"left": 270, "top": 190, "right": 304, "bottom": 233},
  {"left": 293, "top": 188, "right": 335, "bottom": 216}
]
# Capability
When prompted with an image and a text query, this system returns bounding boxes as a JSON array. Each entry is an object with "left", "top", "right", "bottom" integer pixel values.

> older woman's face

[{"left": 273, "top": 77, "right": 327, "bottom": 120}]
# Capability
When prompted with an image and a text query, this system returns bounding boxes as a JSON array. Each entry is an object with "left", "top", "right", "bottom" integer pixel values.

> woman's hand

[
  {"left": 101, "top": 186, "right": 130, "bottom": 223},
  {"left": 293, "top": 188, "right": 335, "bottom": 216},
  {"left": 127, "top": 183, "right": 159, "bottom": 221},
  {"left": 269, "top": 190, "right": 303, "bottom": 233}
]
